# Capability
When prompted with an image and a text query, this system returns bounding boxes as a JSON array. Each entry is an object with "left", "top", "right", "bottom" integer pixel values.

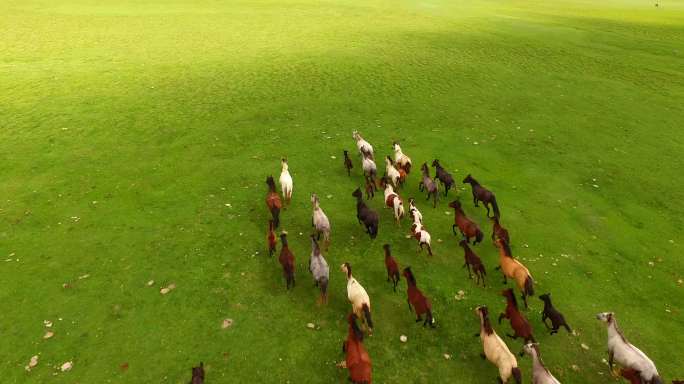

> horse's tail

[
  {"left": 404, "top": 162, "right": 411, "bottom": 174},
  {"left": 524, "top": 276, "right": 535, "bottom": 296},
  {"left": 362, "top": 303, "right": 373, "bottom": 330},
  {"left": 650, "top": 375, "right": 663, "bottom": 384},
  {"left": 511, "top": 367, "right": 522, "bottom": 384},
  {"left": 270, "top": 207, "right": 280, "bottom": 228},
  {"left": 320, "top": 276, "right": 328, "bottom": 297},
  {"left": 491, "top": 195, "right": 500, "bottom": 218}
]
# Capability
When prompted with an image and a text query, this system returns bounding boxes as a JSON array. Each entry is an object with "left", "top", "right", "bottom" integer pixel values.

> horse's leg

[
  {"left": 415, "top": 314, "right": 422, "bottom": 323},
  {"left": 472, "top": 192, "right": 478, "bottom": 206},
  {"left": 608, "top": 350, "right": 614, "bottom": 371},
  {"left": 452, "top": 224, "right": 458, "bottom": 235},
  {"left": 407, "top": 299, "right": 412, "bottom": 312},
  {"left": 522, "top": 293, "right": 528, "bottom": 309},
  {"left": 497, "top": 313, "right": 505, "bottom": 324},
  {"left": 485, "top": 202, "right": 491, "bottom": 217}
]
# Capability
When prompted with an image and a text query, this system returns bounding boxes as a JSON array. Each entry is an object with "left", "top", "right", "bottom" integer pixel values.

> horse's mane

[
  {"left": 280, "top": 233, "right": 288, "bottom": 246},
  {"left": 344, "top": 263, "right": 352, "bottom": 278},
  {"left": 500, "top": 241, "right": 513, "bottom": 257},
  {"left": 480, "top": 307, "right": 494, "bottom": 335},
  {"left": 266, "top": 176, "right": 276, "bottom": 191},
  {"left": 349, "top": 314, "right": 364, "bottom": 342},
  {"left": 403, "top": 267, "right": 416, "bottom": 285},
  {"left": 465, "top": 175, "right": 480, "bottom": 185}
]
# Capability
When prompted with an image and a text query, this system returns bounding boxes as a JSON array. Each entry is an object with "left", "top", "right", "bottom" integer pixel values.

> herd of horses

[{"left": 249, "top": 131, "right": 672, "bottom": 384}]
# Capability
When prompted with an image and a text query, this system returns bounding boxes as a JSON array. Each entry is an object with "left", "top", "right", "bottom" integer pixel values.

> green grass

[{"left": 1, "top": 0, "right": 683, "bottom": 382}]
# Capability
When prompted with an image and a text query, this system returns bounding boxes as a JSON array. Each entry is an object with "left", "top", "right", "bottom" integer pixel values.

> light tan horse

[
  {"left": 342, "top": 263, "right": 373, "bottom": 334},
  {"left": 476, "top": 306, "right": 522, "bottom": 383},
  {"left": 495, "top": 239, "right": 534, "bottom": 308}
]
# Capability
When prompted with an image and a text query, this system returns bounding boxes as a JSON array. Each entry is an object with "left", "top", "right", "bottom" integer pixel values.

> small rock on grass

[
  {"left": 581, "top": 343, "right": 590, "bottom": 350},
  {"left": 44, "top": 320, "right": 52, "bottom": 328},
  {"left": 44, "top": 331, "right": 54, "bottom": 339},
  {"left": 160, "top": 283, "right": 176, "bottom": 295},
  {"left": 222, "top": 319, "right": 234, "bottom": 329},
  {"left": 400, "top": 335, "right": 407, "bottom": 343},
  {"left": 25, "top": 355, "right": 39, "bottom": 371},
  {"left": 443, "top": 353, "right": 452, "bottom": 360},
  {"left": 60, "top": 361, "right": 73, "bottom": 372},
  {"left": 147, "top": 280, "right": 154, "bottom": 286},
  {"left": 306, "top": 323, "right": 315, "bottom": 329}
]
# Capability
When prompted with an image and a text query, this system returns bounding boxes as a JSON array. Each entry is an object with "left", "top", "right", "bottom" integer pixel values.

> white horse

[
  {"left": 352, "top": 130, "right": 374, "bottom": 159},
  {"left": 311, "top": 193, "right": 330, "bottom": 248},
  {"left": 596, "top": 312, "right": 662, "bottom": 384},
  {"left": 342, "top": 263, "right": 373, "bottom": 334},
  {"left": 408, "top": 198, "right": 423, "bottom": 224},
  {"left": 309, "top": 235, "right": 329, "bottom": 304},
  {"left": 383, "top": 183, "right": 404, "bottom": 223},
  {"left": 385, "top": 156, "right": 401, "bottom": 188},
  {"left": 392, "top": 142, "right": 412, "bottom": 174},
  {"left": 522, "top": 343, "right": 561, "bottom": 384},
  {"left": 362, "top": 153, "right": 377, "bottom": 181},
  {"left": 279, "top": 158, "right": 293, "bottom": 204},
  {"left": 476, "top": 306, "right": 522, "bottom": 384},
  {"left": 410, "top": 213, "right": 432, "bottom": 256}
]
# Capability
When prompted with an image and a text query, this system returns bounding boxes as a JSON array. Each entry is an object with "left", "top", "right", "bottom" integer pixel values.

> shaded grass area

[{"left": 1, "top": 0, "right": 683, "bottom": 382}]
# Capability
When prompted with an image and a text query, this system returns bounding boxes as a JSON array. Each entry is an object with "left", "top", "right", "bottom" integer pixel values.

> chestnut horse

[
  {"left": 495, "top": 239, "right": 534, "bottom": 308},
  {"left": 265, "top": 176, "right": 282, "bottom": 228},
  {"left": 490, "top": 216, "right": 510, "bottom": 245},
  {"left": 383, "top": 244, "right": 400, "bottom": 292},
  {"left": 459, "top": 239, "right": 486, "bottom": 286},
  {"left": 448, "top": 200, "right": 483, "bottom": 244},
  {"left": 342, "top": 313, "right": 372, "bottom": 384},
  {"left": 267, "top": 220, "right": 277, "bottom": 257},
  {"left": 499, "top": 289, "right": 535, "bottom": 345},
  {"left": 352, "top": 188, "right": 379, "bottom": 239},
  {"left": 463, "top": 174, "right": 500, "bottom": 218},
  {"left": 402, "top": 267, "right": 435, "bottom": 327},
  {"left": 279, "top": 233, "right": 295, "bottom": 289}
]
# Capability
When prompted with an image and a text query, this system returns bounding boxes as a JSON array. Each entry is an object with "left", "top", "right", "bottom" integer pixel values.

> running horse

[
  {"left": 448, "top": 200, "right": 483, "bottom": 244},
  {"left": 463, "top": 174, "right": 500, "bottom": 218}
]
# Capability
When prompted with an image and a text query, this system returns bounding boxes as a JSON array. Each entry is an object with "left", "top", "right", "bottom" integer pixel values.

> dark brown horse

[
  {"left": 265, "top": 176, "right": 282, "bottom": 228},
  {"left": 267, "top": 220, "right": 277, "bottom": 257},
  {"left": 463, "top": 174, "right": 500, "bottom": 218},
  {"left": 279, "top": 233, "right": 295, "bottom": 289},
  {"left": 431, "top": 160, "right": 455, "bottom": 197},
  {"left": 448, "top": 200, "right": 483, "bottom": 244},
  {"left": 352, "top": 188, "right": 378, "bottom": 239},
  {"left": 418, "top": 163, "right": 439, "bottom": 207},
  {"left": 490, "top": 216, "right": 510, "bottom": 245},
  {"left": 539, "top": 293, "right": 571, "bottom": 335},
  {"left": 499, "top": 288, "right": 535, "bottom": 346},
  {"left": 190, "top": 362, "right": 204, "bottom": 384},
  {"left": 344, "top": 150, "right": 353, "bottom": 176},
  {"left": 459, "top": 240, "right": 486, "bottom": 286}
]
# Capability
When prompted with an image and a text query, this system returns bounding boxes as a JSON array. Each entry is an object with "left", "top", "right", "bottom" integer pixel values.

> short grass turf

[{"left": 1, "top": 0, "right": 684, "bottom": 382}]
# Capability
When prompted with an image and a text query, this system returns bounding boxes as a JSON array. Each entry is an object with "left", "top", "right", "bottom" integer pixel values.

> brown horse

[
  {"left": 490, "top": 216, "right": 510, "bottom": 245},
  {"left": 267, "top": 220, "right": 277, "bottom": 257},
  {"left": 459, "top": 240, "right": 486, "bottom": 286},
  {"left": 418, "top": 163, "right": 439, "bottom": 207},
  {"left": 431, "top": 159, "right": 455, "bottom": 197},
  {"left": 190, "top": 362, "right": 204, "bottom": 384},
  {"left": 279, "top": 233, "right": 295, "bottom": 289},
  {"left": 402, "top": 267, "right": 435, "bottom": 327},
  {"left": 342, "top": 313, "right": 372, "bottom": 384},
  {"left": 344, "top": 150, "right": 353, "bottom": 176},
  {"left": 495, "top": 239, "right": 534, "bottom": 308},
  {"left": 383, "top": 244, "right": 400, "bottom": 292},
  {"left": 448, "top": 200, "right": 483, "bottom": 244},
  {"left": 265, "top": 176, "right": 282, "bottom": 228},
  {"left": 499, "top": 288, "right": 535, "bottom": 346},
  {"left": 463, "top": 174, "right": 500, "bottom": 218}
]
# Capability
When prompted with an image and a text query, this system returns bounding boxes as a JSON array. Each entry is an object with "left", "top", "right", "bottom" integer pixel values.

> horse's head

[
  {"left": 351, "top": 188, "right": 362, "bottom": 199},
  {"left": 596, "top": 312, "right": 615, "bottom": 324},
  {"left": 190, "top": 362, "right": 204, "bottom": 384},
  {"left": 402, "top": 267, "right": 415, "bottom": 284},
  {"left": 392, "top": 141, "right": 400, "bottom": 151},
  {"left": 279, "top": 231, "right": 288, "bottom": 244},
  {"left": 501, "top": 288, "right": 517, "bottom": 307},
  {"left": 458, "top": 239, "right": 467, "bottom": 247},
  {"left": 420, "top": 162, "right": 428, "bottom": 173},
  {"left": 462, "top": 174, "right": 473, "bottom": 184},
  {"left": 475, "top": 305, "right": 489, "bottom": 319},
  {"left": 343, "top": 149, "right": 349, "bottom": 156},
  {"left": 310, "top": 193, "right": 319, "bottom": 206},
  {"left": 448, "top": 200, "right": 461, "bottom": 209},
  {"left": 281, "top": 158, "right": 288, "bottom": 170},
  {"left": 522, "top": 343, "right": 539, "bottom": 357},
  {"left": 431, "top": 159, "right": 439, "bottom": 167},
  {"left": 341, "top": 262, "right": 352, "bottom": 278},
  {"left": 538, "top": 293, "right": 551, "bottom": 302},
  {"left": 382, "top": 243, "right": 391, "bottom": 254},
  {"left": 352, "top": 130, "right": 360, "bottom": 141}
]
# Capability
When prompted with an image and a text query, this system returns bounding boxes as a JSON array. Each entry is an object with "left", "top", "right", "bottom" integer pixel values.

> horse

[
  {"left": 402, "top": 267, "right": 435, "bottom": 327},
  {"left": 383, "top": 181, "right": 405, "bottom": 224},
  {"left": 385, "top": 156, "right": 401, "bottom": 188},
  {"left": 408, "top": 198, "right": 422, "bottom": 224},
  {"left": 495, "top": 239, "right": 534, "bottom": 308},
  {"left": 491, "top": 216, "right": 510, "bottom": 245},
  {"left": 431, "top": 160, "right": 455, "bottom": 197},
  {"left": 596, "top": 312, "right": 662, "bottom": 384},
  {"left": 265, "top": 176, "right": 282, "bottom": 228},
  {"left": 353, "top": 130, "right": 374, "bottom": 159},
  {"left": 418, "top": 163, "right": 439, "bottom": 207},
  {"left": 522, "top": 343, "right": 561, "bottom": 384},
  {"left": 309, "top": 235, "right": 329, "bottom": 304},
  {"left": 410, "top": 215, "right": 432, "bottom": 256},
  {"left": 279, "top": 158, "right": 293, "bottom": 205},
  {"left": 352, "top": 188, "right": 379, "bottom": 239},
  {"left": 189, "top": 362, "right": 204, "bottom": 384},
  {"left": 383, "top": 244, "right": 400, "bottom": 292},
  {"left": 392, "top": 142, "right": 412, "bottom": 175},
  {"left": 311, "top": 193, "right": 331, "bottom": 249},
  {"left": 278, "top": 233, "right": 295, "bottom": 289},
  {"left": 475, "top": 306, "right": 522, "bottom": 384},
  {"left": 459, "top": 240, "right": 486, "bottom": 286},
  {"left": 342, "top": 313, "right": 372, "bottom": 384},
  {"left": 267, "top": 220, "right": 277, "bottom": 257},
  {"left": 364, "top": 176, "right": 376, "bottom": 200},
  {"left": 362, "top": 153, "right": 378, "bottom": 186},
  {"left": 448, "top": 200, "right": 483, "bottom": 244},
  {"left": 463, "top": 174, "right": 500, "bottom": 218},
  {"left": 618, "top": 368, "right": 644, "bottom": 384},
  {"left": 344, "top": 150, "right": 354, "bottom": 176},
  {"left": 342, "top": 262, "right": 373, "bottom": 334},
  {"left": 539, "top": 293, "right": 571, "bottom": 335},
  {"left": 499, "top": 289, "right": 535, "bottom": 345}
]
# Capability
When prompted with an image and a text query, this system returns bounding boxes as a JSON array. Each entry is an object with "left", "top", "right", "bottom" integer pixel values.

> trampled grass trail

[{"left": 1, "top": 0, "right": 683, "bottom": 382}]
